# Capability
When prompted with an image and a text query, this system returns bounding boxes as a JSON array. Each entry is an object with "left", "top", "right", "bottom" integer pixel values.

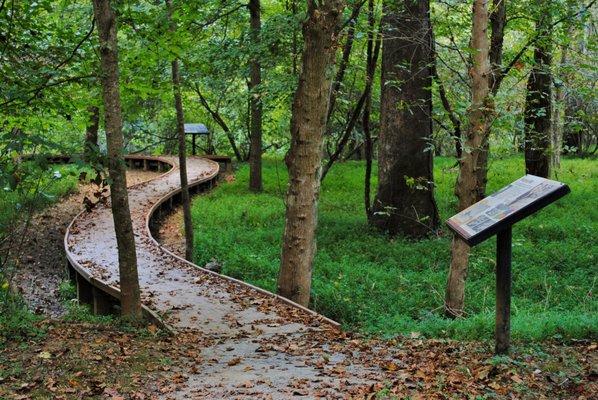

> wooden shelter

[{"left": 184, "top": 123, "right": 209, "bottom": 155}]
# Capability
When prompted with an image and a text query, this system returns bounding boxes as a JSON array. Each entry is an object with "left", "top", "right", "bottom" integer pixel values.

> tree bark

[
  {"left": 277, "top": 0, "right": 345, "bottom": 307},
  {"left": 248, "top": 0, "right": 263, "bottom": 191},
  {"left": 445, "top": 0, "right": 493, "bottom": 318},
  {"left": 166, "top": 0, "right": 194, "bottom": 261},
  {"left": 83, "top": 105, "right": 100, "bottom": 163},
  {"left": 92, "top": 0, "right": 142, "bottom": 319},
  {"left": 370, "top": 0, "right": 439, "bottom": 237},
  {"left": 524, "top": 12, "right": 552, "bottom": 178}
]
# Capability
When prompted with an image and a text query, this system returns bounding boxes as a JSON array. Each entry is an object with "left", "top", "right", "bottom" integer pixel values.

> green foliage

[
  {"left": 63, "top": 302, "right": 114, "bottom": 325},
  {"left": 58, "top": 280, "right": 77, "bottom": 302},
  {"left": 0, "top": 164, "right": 83, "bottom": 347},
  {"left": 0, "top": 287, "right": 45, "bottom": 347},
  {"left": 191, "top": 157, "right": 597, "bottom": 341},
  {"left": 0, "top": 163, "right": 81, "bottom": 234}
]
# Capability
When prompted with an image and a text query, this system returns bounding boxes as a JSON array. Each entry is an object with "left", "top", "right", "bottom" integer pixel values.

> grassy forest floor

[{"left": 191, "top": 156, "right": 597, "bottom": 341}]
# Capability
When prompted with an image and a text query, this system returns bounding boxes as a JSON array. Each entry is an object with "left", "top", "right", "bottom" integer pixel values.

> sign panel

[{"left": 447, "top": 175, "right": 570, "bottom": 246}]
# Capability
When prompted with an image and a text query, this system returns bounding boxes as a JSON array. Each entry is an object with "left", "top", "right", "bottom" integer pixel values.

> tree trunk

[
  {"left": 524, "top": 13, "right": 552, "bottom": 178},
  {"left": 166, "top": 0, "right": 194, "bottom": 261},
  {"left": 194, "top": 85, "right": 243, "bottom": 161},
  {"left": 370, "top": 0, "right": 439, "bottom": 237},
  {"left": 248, "top": 0, "right": 263, "bottom": 191},
  {"left": 277, "top": 0, "right": 344, "bottom": 307},
  {"left": 92, "top": 0, "right": 141, "bottom": 319},
  {"left": 363, "top": 0, "right": 379, "bottom": 217},
  {"left": 445, "top": 0, "right": 493, "bottom": 318},
  {"left": 289, "top": 0, "right": 298, "bottom": 76},
  {"left": 431, "top": 34, "right": 462, "bottom": 159},
  {"left": 489, "top": 0, "right": 506, "bottom": 93},
  {"left": 474, "top": 0, "right": 506, "bottom": 200},
  {"left": 326, "top": 1, "right": 362, "bottom": 127},
  {"left": 83, "top": 105, "right": 100, "bottom": 163},
  {"left": 552, "top": 41, "right": 569, "bottom": 169}
]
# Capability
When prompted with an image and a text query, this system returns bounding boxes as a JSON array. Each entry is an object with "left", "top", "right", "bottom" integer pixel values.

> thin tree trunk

[
  {"left": 489, "top": 0, "right": 506, "bottom": 93},
  {"left": 171, "top": 59, "right": 194, "bottom": 261},
  {"left": 92, "top": 0, "right": 141, "bottom": 319},
  {"left": 363, "top": 0, "right": 378, "bottom": 217},
  {"left": 278, "top": 0, "right": 345, "bottom": 307},
  {"left": 290, "top": 0, "right": 298, "bottom": 76},
  {"left": 552, "top": 43, "right": 568, "bottom": 170},
  {"left": 370, "top": 0, "right": 439, "bottom": 237},
  {"left": 321, "top": 29, "right": 380, "bottom": 181},
  {"left": 193, "top": 84, "right": 243, "bottom": 161},
  {"left": 445, "top": 0, "right": 493, "bottom": 318},
  {"left": 474, "top": 0, "right": 506, "bottom": 200},
  {"left": 166, "top": 0, "right": 194, "bottom": 261},
  {"left": 83, "top": 105, "right": 100, "bottom": 163},
  {"left": 326, "top": 1, "right": 363, "bottom": 126},
  {"left": 321, "top": 88, "right": 367, "bottom": 180},
  {"left": 431, "top": 37, "right": 462, "bottom": 159},
  {"left": 524, "top": 12, "right": 552, "bottom": 178},
  {"left": 248, "top": 0, "right": 263, "bottom": 191}
]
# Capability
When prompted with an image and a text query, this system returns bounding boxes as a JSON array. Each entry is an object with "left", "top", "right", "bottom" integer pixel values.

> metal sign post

[
  {"left": 446, "top": 175, "right": 570, "bottom": 354},
  {"left": 495, "top": 226, "right": 512, "bottom": 354}
]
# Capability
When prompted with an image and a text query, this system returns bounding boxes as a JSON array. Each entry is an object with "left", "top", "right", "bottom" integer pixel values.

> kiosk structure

[
  {"left": 446, "top": 175, "right": 570, "bottom": 354},
  {"left": 184, "top": 123, "right": 209, "bottom": 156}
]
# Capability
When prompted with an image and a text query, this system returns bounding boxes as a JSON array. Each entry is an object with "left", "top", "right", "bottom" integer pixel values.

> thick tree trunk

[
  {"left": 83, "top": 105, "right": 100, "bottom": 163},
  {"left": 524, "top": 15, "right": 552, "bottom": 178},
  {"left": 92, "top": 0, "right": 141, "bottom": 319},
  {"left": 277, "top": 0, "right": 344, "bottom": 307},
  {"left": 445, "top": 0, "right": 493, "bottom": 318},
  {"left": 370, "top": 0, "right": 439, "bottom": 237},
  {"left": 166, "top": 0, "right": 194, "bottom": 261},
  {"left": 248, "top": 0, "right": 263, "bottom": 191}
]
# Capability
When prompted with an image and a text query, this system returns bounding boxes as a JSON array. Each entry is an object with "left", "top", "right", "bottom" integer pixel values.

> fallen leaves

[{"left": 227, "top": 356, "right": 242, "bottom": 366}]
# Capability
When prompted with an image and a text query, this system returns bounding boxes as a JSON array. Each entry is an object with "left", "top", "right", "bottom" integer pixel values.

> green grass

[{"left": 192, "top": 156, "right": 597, "bottom": 341}]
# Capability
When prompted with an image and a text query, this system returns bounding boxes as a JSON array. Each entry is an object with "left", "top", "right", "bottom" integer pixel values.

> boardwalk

[{"left": 64, "top": 156, "right": 378, "bottom": 398}]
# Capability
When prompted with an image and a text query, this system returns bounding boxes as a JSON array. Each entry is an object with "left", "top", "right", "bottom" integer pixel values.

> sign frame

[{"left": 446, "top": 175, "right": 570, "bottom": 354}]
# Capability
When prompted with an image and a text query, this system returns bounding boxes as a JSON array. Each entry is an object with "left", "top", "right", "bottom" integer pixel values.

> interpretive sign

[
  {"left": 447, "top": 175, "right": 570, "bottom": 246},
  {"left": 446, "top": 175, "right": 570, "bottom": 354}
]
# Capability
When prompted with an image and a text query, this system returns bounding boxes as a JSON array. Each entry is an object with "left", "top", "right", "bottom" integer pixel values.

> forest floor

[
  {"left": 2, "top": 160, "right": 597, "bottom": 399},
  {"left": 2, "top": 319, "right": 597, "bottom": 399},
  {"left": 189, "top": 157, "right": 597, "bottom": 341}
]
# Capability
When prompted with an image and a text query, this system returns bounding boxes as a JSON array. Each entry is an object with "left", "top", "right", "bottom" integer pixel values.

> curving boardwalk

[{"left": 64, "top": 156, "right": 383, "bottom": 398}]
